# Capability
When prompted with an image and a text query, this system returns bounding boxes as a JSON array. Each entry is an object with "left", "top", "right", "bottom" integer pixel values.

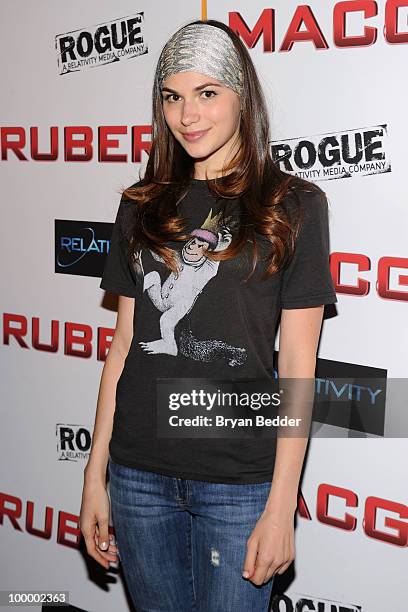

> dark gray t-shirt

[{"left": 100, "top": 178, "right": 337, "bottom": 483}]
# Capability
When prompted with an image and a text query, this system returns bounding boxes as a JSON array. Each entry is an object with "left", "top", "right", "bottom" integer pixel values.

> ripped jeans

[{"left": 108, "top": 457, "right": 275, "bottom": 612}]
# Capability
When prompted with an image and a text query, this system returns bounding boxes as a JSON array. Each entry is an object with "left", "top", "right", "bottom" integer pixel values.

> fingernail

[
  {"left": 242, "top": 570, "right": 250, "bottom": 578},
  {"left": 99, "top": 541, "right": 108, "bottom": 550}
]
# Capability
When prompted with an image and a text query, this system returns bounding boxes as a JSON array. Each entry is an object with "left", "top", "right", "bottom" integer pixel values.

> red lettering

[
  {"left": 2, "top": 314, "right": 120, "bottom": 359},
  {"left": 297, "top": 490, "right": 313, "bottom": 519},
  {"left": 280, "top": 5, "right": 329, "bottom": 51},
  {"left": 26, "top": 501, "right": 53, "bottom": 539},
  {"left": 98, "top": 126, "right": 127, "bottom": 162},
  {"left": 132, "top": 125, "right": 152, "bottom": 162},
  {"left": 364, "top": 496, "right": 408, "bottom": 546},
  {"left": 64, "top": 322, "right": 93, "bottom": 358},
  {"left": 229, "top": 9, "right": 275, "bottom": 52},
  {"left": 30, "top": 126, "right": 58, "bottom": 161},
  {"left": 57, "top": 511, "right": 81, "bottom": 549},
  {"left": 334, "top": 1, "right": 378, "bottom": 48},
  {"left": 317, "top": 483, "right": 358, "bottom": 530},
  {"left": 331, "top": 252, "right": 371, "bottom": 295},
  {"left": 64, "top": 126, "right": 93, "bottom": 161},
  {"left": 97, "top": 326, "right": 115, "bottom": 361},
  {"left": 3, "top": 313, "right": 29, "bottom": 348},
  {"left": 0, "top": 492, "right": 23, "bottom": 530},
  {"left": 32, "top": 317, "right": 59, "bottom": 352},
  {"left": 2, "top": 487, "right": 406, "bottom": 549},
  {"left": 1, "top": 127, "right": 27, "bottom": 161},
  {"left": 377, "top": 256, "right": 408, "bottom": 301},
  {"left": 385, "top": 0, "right": 408, "bottom": 43}
]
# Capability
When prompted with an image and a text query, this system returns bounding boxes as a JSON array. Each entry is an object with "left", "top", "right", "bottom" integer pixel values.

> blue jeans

[{"left": 108, "top": 457, "right": 275, "bottom": 612}]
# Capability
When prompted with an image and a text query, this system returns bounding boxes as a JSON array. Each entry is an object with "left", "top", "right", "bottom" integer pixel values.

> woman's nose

[{"left": 180, "top": 101, "right": 200, "bottom": 125}]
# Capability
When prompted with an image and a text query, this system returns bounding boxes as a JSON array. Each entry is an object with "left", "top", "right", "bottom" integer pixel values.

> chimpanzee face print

[{"left": 182, "top": 237, "right": 211, "bottom": 262}]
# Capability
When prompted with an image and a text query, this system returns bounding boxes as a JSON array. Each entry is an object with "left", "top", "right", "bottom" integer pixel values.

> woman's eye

[
  {"left": 163, "top": 94, "right": 180, "bottom": 102},
  {"left": 202, "top": 90, "right": 216, "bottom": 99},
  {"left": 163, "top": 90, "right": 217, "bottom": 103}
]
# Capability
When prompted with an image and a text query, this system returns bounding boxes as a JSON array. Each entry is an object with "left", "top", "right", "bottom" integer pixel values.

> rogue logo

[
  {"left": 56, "top": 425, "right": 91, "bottom": 461},
  {"left": 270, "top": 593, "right": 362, "bottom": 612},
  {"left": 271, "top": 125, "right": 390, "bottom": 181},
  {"left": 55, "top": 13, "right": 147, "bottom": 75}
]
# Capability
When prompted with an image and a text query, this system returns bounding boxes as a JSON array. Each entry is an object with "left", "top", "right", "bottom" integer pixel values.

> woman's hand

[
  {"left": 79, "top": 476, "right": 119, "bottom": 570},
  {"left": 242, "top": 506, "right": 295, "bottom": 585}
]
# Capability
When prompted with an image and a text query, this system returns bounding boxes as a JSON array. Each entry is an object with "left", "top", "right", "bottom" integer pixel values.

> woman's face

[{"left": 161, "top": 71, "right": 241, "bottom": 177}]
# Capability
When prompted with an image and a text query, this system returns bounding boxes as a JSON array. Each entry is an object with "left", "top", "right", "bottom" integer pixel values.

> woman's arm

[
  {"left": 242, "top": 305, "right": 325, "bottom": 584},
  {"left": 264, "top": 305, "right": 324, "bottom": 512},
  {"left": 84, "top": 295, "right": 135, "bottom": 484},
  {"left": 80, "top": 295, "right": 135, "bottom": 569}
]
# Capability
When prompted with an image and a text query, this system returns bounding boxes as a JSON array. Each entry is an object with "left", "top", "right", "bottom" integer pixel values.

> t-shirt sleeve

[
  {"left": 99, "top": 195, "right": 137, "bottom": 298},
  {"left": 280, "top": 189, "right": 338, "bottom": 309}
]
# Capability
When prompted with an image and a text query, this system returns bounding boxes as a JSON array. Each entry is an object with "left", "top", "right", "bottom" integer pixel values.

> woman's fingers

[
  {"left": 81, "top": 521, "right": 117, "bottom": 568},
  {"left": 94, "top": 531, "right": 119, "bottom": 561},
  {"left": 242, "top": 536, "right": 258, "bottom": 578},
  {"left": 79, "top": 483, "right": 118, "bottom": 570},
  {"left": 95, "top": 517, "right": 111, "bottom": 553},
  {"left": 82, "top": 524, "right": 111, "bottom": 569}
]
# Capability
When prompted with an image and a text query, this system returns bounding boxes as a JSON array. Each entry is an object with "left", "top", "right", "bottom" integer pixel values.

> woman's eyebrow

[{"left": 161, "top": 82, "right": 223, "bottom": 94}]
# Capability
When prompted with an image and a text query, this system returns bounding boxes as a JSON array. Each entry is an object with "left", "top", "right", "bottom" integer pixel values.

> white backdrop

[{"left": 1, "top": 1, "right": 407, "bottom": 611}]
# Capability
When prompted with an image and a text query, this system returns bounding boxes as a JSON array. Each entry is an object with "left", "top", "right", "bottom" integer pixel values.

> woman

[{"left": 80, "top": 19, "right": 337, "bottom": 611}]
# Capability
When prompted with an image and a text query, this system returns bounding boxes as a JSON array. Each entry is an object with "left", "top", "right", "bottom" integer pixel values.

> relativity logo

[
  {"left": 271, "top": 124, "right": 390, "bottom": 181},
  {"left": 55, "top": 218, "right": 112, "bottom": 278},
  {"left": 55, "top": 12, "right": 147, "bottom": 75},
  {"left": 314, "top": 359, "right": 387, "bottom": 436}
]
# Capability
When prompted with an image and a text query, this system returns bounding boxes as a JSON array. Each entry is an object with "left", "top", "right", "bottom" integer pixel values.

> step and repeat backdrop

[{"left": 1, "top": 1, "right": 407, "bottom": 611}]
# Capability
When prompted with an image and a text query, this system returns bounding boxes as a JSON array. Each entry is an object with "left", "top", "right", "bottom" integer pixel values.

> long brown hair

[{"left": 121, "top": 18, "right": 324, "bottom": 281}]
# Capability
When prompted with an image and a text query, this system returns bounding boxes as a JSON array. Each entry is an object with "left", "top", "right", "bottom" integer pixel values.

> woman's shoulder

[
  {"left": 284, "top": 176, "right": 326, "bottom": 201},
  {"left": 121, "top": 178, "right": 144, "bottom": 201},
  {"left": 280, "top": 178, "right": 328, "bottom": 219},
  {"left": 115, "top": 179, "right": 144, "bottom": 231}
]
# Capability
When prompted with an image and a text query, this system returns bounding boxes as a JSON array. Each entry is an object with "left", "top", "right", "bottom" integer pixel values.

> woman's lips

[{"left": 182, "top": 128, "right": 210, "bottom": 142}]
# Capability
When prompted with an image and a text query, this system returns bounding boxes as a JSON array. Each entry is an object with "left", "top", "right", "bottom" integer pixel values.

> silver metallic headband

[{"left": 157, "top": 23, "right": 244, "bottom": 96}]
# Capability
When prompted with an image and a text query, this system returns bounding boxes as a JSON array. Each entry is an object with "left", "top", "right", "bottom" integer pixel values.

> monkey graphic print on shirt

[
  {"left": 99, "top": 178, "right": 338, "bottom": 483},
  {"left": 132, "top": 206, "right": 247, "bottom": 368}
]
